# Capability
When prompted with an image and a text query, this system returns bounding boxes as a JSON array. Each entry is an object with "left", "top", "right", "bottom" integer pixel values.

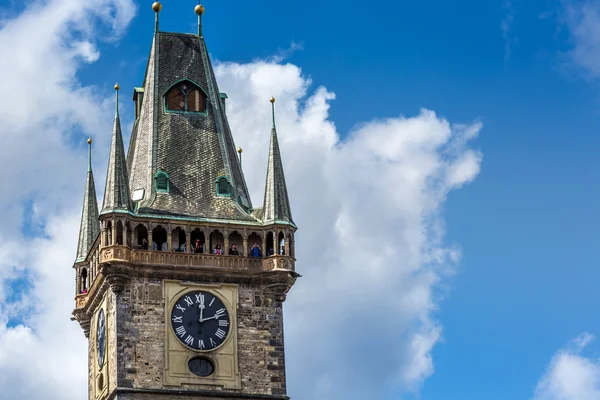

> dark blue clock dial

[
  {"left": 96, "top": 309, "right": 106, "bottom": 368},
  {"left": 170, "top": 291, "right": 231, "bottom": 351}
]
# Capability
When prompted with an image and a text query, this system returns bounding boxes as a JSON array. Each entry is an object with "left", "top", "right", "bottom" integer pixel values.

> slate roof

[
  {"left": 102, "top": 96, "right": 132, "bottom": 214},
  {"left": 127, "top": 32, "right": 255, "bottom": 221},
  {"left": 76, "top": 144, "right": 101, "bottom": 263},
  {"left": 262, "top": 106, "right": 293, "bottom": 224}
]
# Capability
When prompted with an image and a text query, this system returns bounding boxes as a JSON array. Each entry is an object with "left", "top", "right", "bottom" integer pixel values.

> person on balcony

[
  {"left": 250, "top": 242, "right": 262, "bottom": 257},
  {"left": 229, "top": 244, "right": 240, "bottom": 256},
  {"left": 193, "top": 239, "right": 204, "bottom": 253},
  {"left": 267, "top": 247, "right": 274, "bottom": 256},
  {"left": 179, "top": 242, "right": 187, "bottom": 252},
  {"left": 214, "top": 244, "right": 223, "bottom": 255}
]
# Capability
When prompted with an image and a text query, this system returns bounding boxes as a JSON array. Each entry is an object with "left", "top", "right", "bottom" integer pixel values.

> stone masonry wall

[{"left": 114, "top": 277, "right": 287, "bottom": 397}]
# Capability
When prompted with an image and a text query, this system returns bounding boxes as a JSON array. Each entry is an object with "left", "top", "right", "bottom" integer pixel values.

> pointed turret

[
  {"left": 263, "top": 97, "right": 293, "bottom": 224},
  {"left": 101, "top": 84, "right": 132, "bottom": 214},
  {"left": 75, "top": 139, "right": 101, "bottom": 262}
]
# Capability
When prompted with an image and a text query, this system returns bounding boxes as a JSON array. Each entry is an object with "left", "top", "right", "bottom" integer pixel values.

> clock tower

[{"left": 72, "top": 3, "right": 299, "bottom": 399}]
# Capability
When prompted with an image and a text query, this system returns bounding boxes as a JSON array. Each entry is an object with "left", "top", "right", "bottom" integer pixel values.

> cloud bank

[
  {"left": 0, "top": 2, "right": 482, "bottom": 400},
  {"left": 532, "top": 334, "right": 600, "bottom": 400},
  {"left": 560, "top": 0, "right": 600, "bottom": 79}
]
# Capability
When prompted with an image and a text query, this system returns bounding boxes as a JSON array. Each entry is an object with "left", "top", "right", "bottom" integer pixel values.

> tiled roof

[
  {"left": 127, "top": 32, "right": 255, "bottom": 221},
  {"left": 102, "top": 100, "right": 132, "bottom": 214},
  {"left": 76, "top": 145, "right": 100, "bottom": 262}
]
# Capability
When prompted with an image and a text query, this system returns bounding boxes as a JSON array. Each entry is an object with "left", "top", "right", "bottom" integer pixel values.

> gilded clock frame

[{"left": 163, "top": 280, "right": 241, "bottom": 389}]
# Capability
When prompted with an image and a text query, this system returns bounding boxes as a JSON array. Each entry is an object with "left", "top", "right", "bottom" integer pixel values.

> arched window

[
  {"left": 81, "top": 268, "right": 88, "bottom": 293},
  {"left": 165, "top": 81, "right": 207, "bottom": 113},
  {"left": 116, "top": 221, "right": 124, "bottom": 245},
  {"left": 155, "top": 170, "right": 169, "bottom": 193},
  {"left": 216, "top": 176, "right": 230, "bottom": 196},
  {"left": 152, "top": 225, "right": 168, "bottom": 251}
]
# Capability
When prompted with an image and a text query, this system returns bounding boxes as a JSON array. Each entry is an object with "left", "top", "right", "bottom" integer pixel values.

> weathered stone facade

[{"left": 104, "top": 278, "right": 287, "bottom": 395}]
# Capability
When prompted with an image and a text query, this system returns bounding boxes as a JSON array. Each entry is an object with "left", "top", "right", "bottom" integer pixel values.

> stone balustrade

[{"left": 98, "top": 245, "right": 295, "bottom": 272}]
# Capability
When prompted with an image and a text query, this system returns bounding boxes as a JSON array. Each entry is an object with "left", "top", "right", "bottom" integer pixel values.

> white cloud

[
  {"left": 216, "top": 61, "right": 482, "bottom": 398},
  {"left": 0, "top": 2, "right": 482, "bottom": 399},
  {"left": 0, "top": 0, "right": 136, "bottom": 399},
  {"left": 532, "top": 333, "right": 600, "bottom": 400},
  {"left": 559, "top": 0, "right": 600, "bottom": 79}
]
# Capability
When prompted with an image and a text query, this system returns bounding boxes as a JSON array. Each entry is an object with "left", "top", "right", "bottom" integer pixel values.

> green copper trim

[
  {"left": 198, "top": 1, "right": 203, "bottom": 37},
  {"left": 115, "top": 87, "right": 120, "bottom": 118},
  {"left": 215, "top": 175, "right": 232, "bottom": 197},
  {"left": 155, "top": 170, "right": 170, "bottom": 193},
  {"left": 88, "top": 140, "right": 92, "bottom": 172},
  {"left": 162, "top": 78, "right": 209, "bottom": 116}
]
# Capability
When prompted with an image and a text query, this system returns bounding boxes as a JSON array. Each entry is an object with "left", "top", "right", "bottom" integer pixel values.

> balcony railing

[{"left": 99, "top": 245, "right": 295, "bottom": 272}]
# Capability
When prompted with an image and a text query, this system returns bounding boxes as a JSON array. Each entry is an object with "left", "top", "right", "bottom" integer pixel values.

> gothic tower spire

[
  {"left": 101, "top": 84, "right": 132, "bottom": 214},
  {"left": 263, "top": 97, "right": 293, "bottom": 224},
  {"left": 75, "top": 139, "right": 101, "bottom": 262}
]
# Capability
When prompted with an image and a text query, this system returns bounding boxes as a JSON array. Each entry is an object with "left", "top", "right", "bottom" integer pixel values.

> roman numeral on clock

[
  {"left": 195, "top": 293, "right": 205, "bottom": 305},
  {"left": 219, "top": 319, "right": 228, "bottom": 327},
  {"left": 172, "top": 315, "right": 182, "bottom": 323},
  {"left": 215, "top": 308, "right": 226, "bottom": 318},
  {"left": 210, "top": 338, "right": 217, "bottom": 347},
  {"left": 185, "top": 335, "right": 194, "bottom": 346},
  {"left": 175, "top": 325, "right": 186, "bottom": 337},
  {"left": 184, "top": 296, "right": 194, "bottom": 306},
  {"left": 176, "top": 304, "right": 186, "bottom": 313},
  {"left": 198, "top": 340, "right": 205, "bottom": 350},
  {"left": 215, "top": 329, "right": 226, "bottom": 339}
]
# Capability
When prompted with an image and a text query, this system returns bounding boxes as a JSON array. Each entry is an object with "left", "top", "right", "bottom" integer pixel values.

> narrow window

[
  {"left": 216, "top": 177, "right": 230, "bottom": 196},
  {"left": 155, "top": 171, "right": 169, "bottom": 192}
]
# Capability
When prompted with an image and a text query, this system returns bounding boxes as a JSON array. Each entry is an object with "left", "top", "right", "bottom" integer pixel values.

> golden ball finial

[
  {"left": 270, "top": 97, "right": 276, "bottom": 103},
  {"left": 237, "top": 147, "right": 243, "bottom": 154},
  {"left": 114, "top": 83, "right": 120, "bottom": 91},
  {"left": 152, "top": 2, "right": 162, "bottom": 12},
  {"left": 195, "top": 4, "right": 205, "bottom": 15},
  {"left": 87, "top": 138, "right": 93, "bottom": 145}
]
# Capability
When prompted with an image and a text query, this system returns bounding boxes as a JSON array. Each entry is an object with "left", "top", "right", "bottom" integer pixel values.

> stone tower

[{"left": 71, "top": 3, "right": 298, "bottom": 399}]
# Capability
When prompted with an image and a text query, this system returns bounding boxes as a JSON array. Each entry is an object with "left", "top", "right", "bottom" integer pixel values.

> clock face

[
  {"left": 170, "top": 290, "right": 231, "bottom": 351},
  {"left": 96, "top": 309, "right": 106, "bottom": 368}
]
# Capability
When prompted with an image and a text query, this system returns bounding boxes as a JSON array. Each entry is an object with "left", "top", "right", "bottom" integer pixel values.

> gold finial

[
  {"left": 195, "top": 4, "right": 205, "bottom": 15},
  {"left": 270, "top": 97, "right": 276, "bottom": 103},
  {"left": 87, "top": 138, "right": 93, "bottom": 145},
  {"left": 152, "top": 2, "right": 162, "bottom": 12},
  {"left": 114, "top": 83, "right": 120, "bottom": 91},
  {"left": 237, "top": 147, "right": 243, "bottom": 154}
]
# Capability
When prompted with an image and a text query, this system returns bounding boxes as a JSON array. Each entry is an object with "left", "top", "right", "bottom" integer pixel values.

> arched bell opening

[
  {"left": 248, "top": 232, "right": 262, "bottom": 257},
  {"left": 135, "top": 224, "right": 149, "bottom": 249},
  {"left": 266, "top": 232, "right": 274, "bottom": 256},
  {"left": 228, "top": 231, "right": 243, "bottom": 256},
  {"left": 152, "top": 225, "right": 167, "bottom": 251},
  {"left": 210, "top": 230, "right": 224, "bottom": 255},
  {"left": 116, "top": 220, "right": 124, "bottom": 245},
  {"left": 191, "top": 229, "right": 205, "bottom": 253},
  {"left": 106, "top": 221, "right": 113, "bottom": 246},
  {"left": 278, "top": 232, "right": 285, "bottom": 255},
  {"left": 171, "top": 227, "right": 187, "bottom": 252},
  {"left": 80, "top": 268, "right": 88, "bottom": 294}
]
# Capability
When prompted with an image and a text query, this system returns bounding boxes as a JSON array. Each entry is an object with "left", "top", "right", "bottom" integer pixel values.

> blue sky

[{"left": 0, "top": 0, "right": 599, "bottom": 399}]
